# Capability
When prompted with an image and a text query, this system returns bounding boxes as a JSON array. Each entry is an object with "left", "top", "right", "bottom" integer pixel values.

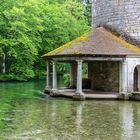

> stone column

[
  {"left": 119, "top": 61, "right": 128, "bottom": 99},
  {"left": 73, "top": 60, "right": 85, "bottom": 100},
  {"left": 119, "top": 62, "right": 122, "bottom": 93},
  {"left": 137, "top": 66, "right": 140, "bottom": 91},
  {"left": 45, "top": 61, "right": 50, "bottom": 93},
  {"left": 52, "top": 61, "right": 57, "bottom": 91},
  {"left": 127, "top": 66, "right": 135, "bottom": 93},
  {"left": 122, "top": 61, "right": 128, "bottom": 93}
]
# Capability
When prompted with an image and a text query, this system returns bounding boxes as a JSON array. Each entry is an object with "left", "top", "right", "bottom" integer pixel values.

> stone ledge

[
  {"left": 44, "top": 87, "right": 51, "bottom": 94},
  {"left": 50, "top": 90, "right": 61, "bottom": 97},
  {"left": 118, "top": 93, "right": 129, "bottom": 100},
  {"left": 129, "top": 92, "right": 140, "bottom": 101},
  {"left": 73, "top": 93, "right": 85, "bottom": 101}
]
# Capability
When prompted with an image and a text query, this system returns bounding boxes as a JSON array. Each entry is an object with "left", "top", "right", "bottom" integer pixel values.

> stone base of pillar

[
  {"left": 44, "top": 87, "right": 51, "bottom": 94},
  {"left": 73, "top": 92, "right": 85, "bottom": 101},
  {"left": 129, "top": 92, "right": 140, "bottom": 101},
  {"left": 118, "top": 92, "right": 129, "bottom": 100},
  {"left": 50, "top": 90, "right": 60, "bottom": 97}
]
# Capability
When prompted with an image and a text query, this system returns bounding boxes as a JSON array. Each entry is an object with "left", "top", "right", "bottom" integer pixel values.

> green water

[{"left": 1, "top": 81, "right": 140, "bottom": 140}]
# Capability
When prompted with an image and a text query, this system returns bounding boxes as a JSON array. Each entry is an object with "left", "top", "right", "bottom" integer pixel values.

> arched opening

[
  {"left": 134, "top": 67, "right": 138, "bottom": 91},
  {"left": 133, "top": 65, "right": 140, "bottom": 92}
]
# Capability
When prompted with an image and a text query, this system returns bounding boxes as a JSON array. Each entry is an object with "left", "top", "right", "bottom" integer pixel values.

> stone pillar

[
  {"left": 122, "top": 61, "right": 128, "bottom": 93},
  {"left": 76, "top": 60, "right": 83, "bottom": 94},
  {"left": 119, "top": 61, "right": 128, "bottom": 99},
  {"left": 137, "top": 66, "right": 140, "bottom": 91},
  {"left": 45, "top": 61, "right": 50, "bottom": 93},
  {"left": 73, "top": 60, "right": 85, "bottom": 100},
  {"left": 119, "top": 62, "right": 122, "bottom": 93},
  {"left": 52, "top": 61, "right": 57, "bottom": 91},
  {"left": 50, "top": 60, "right": 59, "bottom": 96},
  {"left": 127, "top": 66, "right": 135, "bottom": 93}
]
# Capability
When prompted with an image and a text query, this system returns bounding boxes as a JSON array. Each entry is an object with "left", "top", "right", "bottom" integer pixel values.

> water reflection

[
  {"left": 76, "top": 102, "right": 85, "bottom": 140},
  {"left": 51, "top": 101, "right": 57, "bottom": 139},
  {"left": 1, "top": 81, "right": 140, "bottom": 140},
  {"left": 120, "top": 102, "right": 134, "bottom": 140}
]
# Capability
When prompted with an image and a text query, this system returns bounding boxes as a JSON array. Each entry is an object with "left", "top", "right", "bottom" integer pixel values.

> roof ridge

[
  {"left": 42, "top": 27, "right": 140, "bottom": 58},
  {"left": 97, "top": 27, "right": 140, "bottom": 55}
]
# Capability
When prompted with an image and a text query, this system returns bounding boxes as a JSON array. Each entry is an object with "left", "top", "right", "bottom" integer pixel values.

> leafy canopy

[{"left": 0, "top": 0, "right": 90, "bottom": 80}]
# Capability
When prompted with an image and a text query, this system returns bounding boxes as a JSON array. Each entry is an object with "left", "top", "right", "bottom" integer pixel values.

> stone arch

[{"left": 133, "top": 65, "right": 140, "bottom": 92}]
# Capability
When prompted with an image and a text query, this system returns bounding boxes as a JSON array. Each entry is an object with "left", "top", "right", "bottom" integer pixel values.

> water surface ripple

[{"left": 0, "top": 81, "right": 140, "bottom": 140}]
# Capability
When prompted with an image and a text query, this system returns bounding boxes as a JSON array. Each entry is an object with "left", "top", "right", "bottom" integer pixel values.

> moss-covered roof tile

[{"left": 42, "top": 27, "right": 140, "bottom": 58}]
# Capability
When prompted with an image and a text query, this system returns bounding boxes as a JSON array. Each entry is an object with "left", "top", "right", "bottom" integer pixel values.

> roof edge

[{"left": 42, "top": 27, "right": 140, "bottom": 58}]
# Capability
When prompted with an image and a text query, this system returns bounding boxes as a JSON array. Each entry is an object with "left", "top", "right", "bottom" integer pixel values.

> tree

[
  {"left": 0, "top": 0, "right": 43, "bottom": 80},
  {"left": 0, "top": 0, "right": 90, "bottom": 81},
  {"left": 35, "top": 1, "right": 90, "bottom": 76}
]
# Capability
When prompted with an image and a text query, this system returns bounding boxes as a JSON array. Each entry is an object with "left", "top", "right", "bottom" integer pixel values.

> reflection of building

[
  {"left": 75, "top": 102, "right": 84, "bottom": 140},
  {"left": 119, "top": 102, "right": 134, "bottom": 140},
  {"left": 42, "top": 1, "right": 140, "bottom": 100}
]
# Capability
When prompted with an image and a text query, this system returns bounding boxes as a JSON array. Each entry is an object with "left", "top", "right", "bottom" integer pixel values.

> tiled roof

[{"left": 42, "top": 27, "right": 140, "bottom": 57}]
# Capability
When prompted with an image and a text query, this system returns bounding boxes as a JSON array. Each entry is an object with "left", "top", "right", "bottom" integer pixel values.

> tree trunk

[{"left": 2, "top": 53, "right": 6, "bottom": 74}]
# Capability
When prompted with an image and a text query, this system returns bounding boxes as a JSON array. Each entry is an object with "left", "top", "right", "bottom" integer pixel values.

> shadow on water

[{"left": 1, "top": 80, "right": 140, "bottom": 139}]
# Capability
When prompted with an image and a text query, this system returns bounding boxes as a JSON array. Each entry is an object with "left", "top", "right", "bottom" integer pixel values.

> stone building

[
  {"left": 42, "top": 0, "right": 140, "bottom": 100},
  {"left": 93, "top": 0, "right": 140, "bottom": 45}
]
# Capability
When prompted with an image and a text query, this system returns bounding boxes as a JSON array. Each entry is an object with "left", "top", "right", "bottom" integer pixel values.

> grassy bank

[{"left": 0, "top": 74, "right": 45, "bottom": 82}]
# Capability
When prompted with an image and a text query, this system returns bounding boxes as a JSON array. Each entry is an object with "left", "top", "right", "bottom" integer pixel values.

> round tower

[{"left": 92, "top": 0, "right": 140, "bottom": 45}]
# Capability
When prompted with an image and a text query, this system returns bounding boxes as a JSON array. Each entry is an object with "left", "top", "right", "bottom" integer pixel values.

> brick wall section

[
  {"left": 70, "top": 62, "right": 77, "bottom": 88},
  {"left": 93, "top": 0, "right": 140, "bottom": 45},
  {"left": 90, "top": 61, "right": 119, "bottom": 92}
]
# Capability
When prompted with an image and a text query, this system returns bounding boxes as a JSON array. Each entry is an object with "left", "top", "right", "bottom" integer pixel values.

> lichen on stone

[
  {"left": 109, "top": 32, "right": 140, "bottom": 54},
  {"left": 74, "top": 51, "right": 81, "bottom": 54},
  {"left": 43, "top": 33, "right": 89, "bottom": 57}
]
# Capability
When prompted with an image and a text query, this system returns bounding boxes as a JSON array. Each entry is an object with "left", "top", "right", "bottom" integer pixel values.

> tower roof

[{"left": 42, "top": 27, "right": 140, "bottom": 58}]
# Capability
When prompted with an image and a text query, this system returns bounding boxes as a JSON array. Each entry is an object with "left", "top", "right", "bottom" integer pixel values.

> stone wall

[
  {"left": 89, "top": 61, "right": 119, "bottom": 92},
  {"left": 70, "top": 62, "right": 77, "bottom": 88},
  {"left": 92, "top": 0, "right": 140, "bottom": 45}
]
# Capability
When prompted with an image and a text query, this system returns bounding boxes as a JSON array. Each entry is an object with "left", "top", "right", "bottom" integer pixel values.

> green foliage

[
  {"left": 0, "top": 74, "right": 14, "bottom": 81},
  {"left": 0, "top": 0, "right": 90, "bottom": 81},
  {"left": 84, "top": 3, "right": 92, "bottom": 26},
  {"left": 63, "top": 74, "right": 70, "bottom": 87},
  {"left": 82, "top": 63, "right": 88, "bottom": 78}
]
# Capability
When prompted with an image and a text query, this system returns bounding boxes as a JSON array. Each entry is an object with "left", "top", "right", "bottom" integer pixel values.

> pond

[{"left": 0, "top": 80, "right": 140, "bottom": 140}]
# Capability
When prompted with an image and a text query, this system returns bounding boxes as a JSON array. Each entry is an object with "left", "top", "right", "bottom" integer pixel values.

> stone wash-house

[{"left": 42, "top": 0, "right": 140, "bottom": 100}]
